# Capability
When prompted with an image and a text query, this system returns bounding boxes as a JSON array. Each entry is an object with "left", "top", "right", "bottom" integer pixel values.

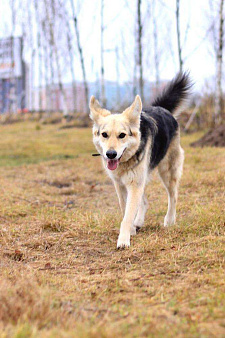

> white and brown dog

[{"left": 90, "top": 73, "right": 191, "bottom": 249}]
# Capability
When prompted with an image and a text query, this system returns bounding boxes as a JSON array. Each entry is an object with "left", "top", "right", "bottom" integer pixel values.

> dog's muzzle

[
  {"left": 106, "top": 148, "right": 126, "bottom": 171},
  {"left": 106, "top": 150, "right": 117, "bottom": 159}
]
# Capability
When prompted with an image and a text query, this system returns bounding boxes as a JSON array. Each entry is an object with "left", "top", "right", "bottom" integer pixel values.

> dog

[{"left": 89, "top": 72, "right": 191, "bottom": 249}]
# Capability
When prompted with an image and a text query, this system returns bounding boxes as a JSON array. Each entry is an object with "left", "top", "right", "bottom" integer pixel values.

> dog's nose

[{"left": 106, "top": 150, "right": 117, "bottom": 159}]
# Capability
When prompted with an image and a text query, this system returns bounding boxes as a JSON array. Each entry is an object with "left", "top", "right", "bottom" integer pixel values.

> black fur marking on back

[
  {"left": 136, "top": 107, "right": 178, "bottom": 169},
  {"left": 151, "top": 72, "right": 192, "bottom": 115},
  {"left": 134, "top": 72, "right": 191, "bottom": 169}
]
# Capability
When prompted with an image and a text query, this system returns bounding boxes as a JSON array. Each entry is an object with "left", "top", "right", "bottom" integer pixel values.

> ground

[
  {"left": 191, "top": 124, "right": 225, "bottom": 147},
  {"left": 0, "top": 122, "right": 224, "bottom": 338}
]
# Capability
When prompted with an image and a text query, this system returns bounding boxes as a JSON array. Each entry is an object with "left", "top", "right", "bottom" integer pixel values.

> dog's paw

[
  {"left": 164, "top": 215, "right": 176, "bottom": 227},
  {"left": 130, "top": 226, "right": 137, "bottom": 236},
  {"left": 134, "top": 218, "right": 144, "bottom": 229},
  {"left": 117, "top": 233, "right": 130, "bottom": 249}
]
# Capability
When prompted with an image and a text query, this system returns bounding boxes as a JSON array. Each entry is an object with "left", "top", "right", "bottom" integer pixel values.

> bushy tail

[{"left": 151, "top": 72, "right": 192, "bottom": 118}]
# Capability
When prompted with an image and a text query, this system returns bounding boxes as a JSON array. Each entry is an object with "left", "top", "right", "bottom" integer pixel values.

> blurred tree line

[{"left": 2, "top": 0, "right": 225, "bottom": 129}]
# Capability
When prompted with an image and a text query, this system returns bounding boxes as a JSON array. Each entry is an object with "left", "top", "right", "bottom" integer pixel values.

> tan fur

[
  {"left": 158, "top": 131, "right": 184, "bottom": 226},
  {"left": 89, "top": 96, "right": 184, "bottom": 248}
]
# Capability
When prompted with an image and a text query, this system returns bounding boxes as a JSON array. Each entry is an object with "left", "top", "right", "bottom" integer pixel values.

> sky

[{"left": 0, "top": 0, "right": 222, "bottom": 92}]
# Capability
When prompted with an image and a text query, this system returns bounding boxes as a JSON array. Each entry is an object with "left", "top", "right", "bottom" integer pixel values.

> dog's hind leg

[
  {"left": 133, "top": 194, "right": 148, "bottom": 231},
  {"left": 158, "top": 137, "right": 184, "bottom": 227}
]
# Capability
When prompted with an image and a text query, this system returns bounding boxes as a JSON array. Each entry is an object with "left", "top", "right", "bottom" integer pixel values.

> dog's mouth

[
  {"left": 107, "top": 159, "right": 119, "bottom": 170},
  {"left": 106, "top": 148, "right": 126, "bottom": 171}
]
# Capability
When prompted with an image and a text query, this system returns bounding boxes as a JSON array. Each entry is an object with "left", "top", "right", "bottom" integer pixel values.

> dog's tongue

[{"left": 107, "top": 159, "right": 119, "bottom": 170}]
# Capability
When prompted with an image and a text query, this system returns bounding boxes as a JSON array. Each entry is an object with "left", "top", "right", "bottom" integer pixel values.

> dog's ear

[
  {"left": 89, "top": 96, "right": 111, "bottom": 122},
  {"left": 122, "top": 95, "right": 142, "bottom": 125}
]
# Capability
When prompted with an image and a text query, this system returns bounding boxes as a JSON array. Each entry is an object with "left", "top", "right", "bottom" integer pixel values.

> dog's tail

[{"left": 151, "top": 72, "right": 192, "bottom": 118}]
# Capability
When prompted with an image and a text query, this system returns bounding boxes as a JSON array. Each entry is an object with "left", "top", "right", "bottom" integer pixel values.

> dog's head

[{"left": 89, "top": 96, "right": 142, "bottom": 171}]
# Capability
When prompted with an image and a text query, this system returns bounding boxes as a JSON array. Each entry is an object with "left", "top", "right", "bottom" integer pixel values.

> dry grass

[{"left": 0, "top": 122, "right": 224, "bottom": 337}]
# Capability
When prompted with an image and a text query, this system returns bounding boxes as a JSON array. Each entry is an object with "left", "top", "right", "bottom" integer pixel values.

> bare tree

[
  {"left": 176, "top": 0, "right": 183, "bottom": 72},
  {"left": 137, "top": 0, "right": 144, "bottom": 100},
  {"left": 58, "top": 2, "right": 77, "bottom": 114},
  {"left": 115, "top": 46, "right": 121, "bottom": 106},
  {"left": 41, "top": 15, "right": 55, "bottom": 113},
  {"left": 9, "top": 0, "right": 17, "bottom": 114},
  {"left": 70, "top": 0, "right": 89, "bottom": 114},
  {"left": 152, "top": 0, "right": 160, "bottom": 90},
  {"left": 27, "top": 0, "right": 35, "bottom": 112},
  {"left": 67, "top": 30, "right": 77, "bottom": 114},
  {"left": 209, "top": 0, "right": 218, "bottom": 54},
  {"left": 41, "top": 20, "right": 50, "bottom": 114},
  {"left": 133, "top": 30, "right": 138, "bottom": 97},
  {"left": 100, "top": 0, "right": 106, "bottom": 106},
  {"left": 215, "top": 0, "right": 224, "bottom": 126},
  {"left": 34, "top": 0, "right": 43, "bottom": 112},
  {"left": 44, "top": 0, "right": 68, "bottom": 116}
]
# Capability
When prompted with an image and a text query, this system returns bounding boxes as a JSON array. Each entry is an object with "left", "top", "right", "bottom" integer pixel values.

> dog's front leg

[
  {"left": 113, "top": 181, "right": 127, "bottom": 215},
  {"left": 117, "top": 183, "right": 145, "bottom": 249}
]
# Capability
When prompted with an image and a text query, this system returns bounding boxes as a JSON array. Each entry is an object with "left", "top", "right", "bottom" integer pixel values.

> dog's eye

[
  {"left": 119, "top": 133, "right": 126, "bottom": 139},
  {"left": 102, "top": 132, "right": 108, "bottom": 138}
]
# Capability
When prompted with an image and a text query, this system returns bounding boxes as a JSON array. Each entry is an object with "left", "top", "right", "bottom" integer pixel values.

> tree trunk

[
  {"left": 176, "top": 0, "right": 183, "bottom": 72},
  {"left": 34, "top": 0, "right": 43, "bottom": 113},
  {"left": 133, "top": 33, "right": 138, "bottom": 97},
  {"left": 9, "top": 0, "right": 17, "bottom": 114},
  {"left": 153, "top": 0, "right": 160, "bottom": 90},
  {"left": 42, "top": 7, "right": 55, "bottom": 113},
  {"left": 49, "top": 39, "right": 55, "bottom": 113},
  {"left": 27, "top": 0, "right": 35, "bottom": 112},
  {"left": 70, "top": 0, "right": 89, "bottom": 115},
  {"left": 100, "top": 0, "right": 106, "bottom": 106},
  {"left": 42, "top": 21, "right": 50, "bottom": 115},
  {"left": 58, "top": 2, "right": 77, "bottom": 114},
  {"left": 66, "top": 31, "right": 77, "bottom": 115},
  {"left": 137, "top": 0, "right": 144, "bottom": 101},
  {"left": 44, "top": 0, "right": 68, "bottom": 116},
  {"left": 215, "top": 0, "right": 224, "bottom": 126},
  {"left": 115, "top": 46, "right": 121, "bottom": 107}
]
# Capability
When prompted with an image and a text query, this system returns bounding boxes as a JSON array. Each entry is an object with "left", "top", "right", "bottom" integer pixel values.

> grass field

[{"left": 0, "top": 122, "right": 224, "bottom": 338}]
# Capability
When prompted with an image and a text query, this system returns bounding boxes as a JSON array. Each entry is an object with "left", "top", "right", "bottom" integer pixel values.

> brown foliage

[
  {"left": 191, "top": 124, "right": 225, "bottom": 147},
  {"left": 0, "top": 273, "right": 57, "bottom": 327}
]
